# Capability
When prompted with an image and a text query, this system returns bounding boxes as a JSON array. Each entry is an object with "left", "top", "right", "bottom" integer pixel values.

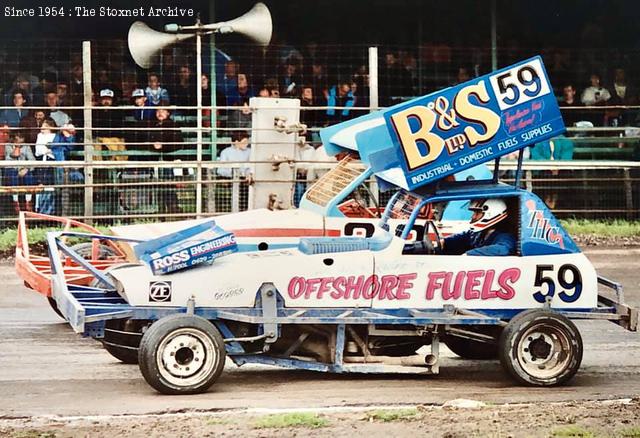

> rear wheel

[
  {"left": 69, "top": 242, "right": 117, "bottom": 259},
  {"left": 499, "top": 310, "right": 583, "bottom": 386},
  {"left": 138, "top": 314, "right": 226, "bottom": 395},
  {"left": 102, "top": 319, "right": 142, "bottom": 364}
]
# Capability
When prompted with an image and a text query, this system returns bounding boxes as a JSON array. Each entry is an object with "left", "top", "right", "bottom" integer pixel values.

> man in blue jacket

[{"left": 442, "top": 198, "right": 516, "bottom": 256}]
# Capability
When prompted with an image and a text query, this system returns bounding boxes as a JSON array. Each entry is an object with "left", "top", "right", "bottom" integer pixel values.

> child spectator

[
  {"left": 216, "top": 130, "right": 253, "bottom": 211},
  {"left": 145, "top": 73, "right": 170, "bottom": 106},
  {"left": 33, "top": 118, "right": 58, "bottom": 213},
  {"left": 4, "top": 130, "right": 36, "bottom": 213},
  {"left": 131, "top": 88, "right": 155, "bottom": 121}
]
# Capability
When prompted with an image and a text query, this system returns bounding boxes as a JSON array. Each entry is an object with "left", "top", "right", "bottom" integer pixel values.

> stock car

[{"left": 44, "top": 57, "right": 637, "bottom": 394}]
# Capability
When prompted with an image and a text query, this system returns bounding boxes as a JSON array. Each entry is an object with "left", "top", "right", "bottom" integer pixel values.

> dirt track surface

[{"left": 0, "top": 249, "right": 639, "bottom": 436}]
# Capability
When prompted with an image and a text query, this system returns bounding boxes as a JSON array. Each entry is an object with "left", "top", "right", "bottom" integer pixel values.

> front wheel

[
  {"left": 138, "top": 314, "right": 226, "bottom": 395},
  {"left": 499, "top": 310, "right": 583, "bottom": 386}
]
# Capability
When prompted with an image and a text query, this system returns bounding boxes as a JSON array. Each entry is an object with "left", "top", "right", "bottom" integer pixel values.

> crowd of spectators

[{"left": 1, "top": 42, "right": 639, "bottom": 216}]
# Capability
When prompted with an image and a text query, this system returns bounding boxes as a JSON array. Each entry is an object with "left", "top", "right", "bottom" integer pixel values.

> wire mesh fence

[{"left": 1, "top": 39, "right": 640, "bottom": 227}]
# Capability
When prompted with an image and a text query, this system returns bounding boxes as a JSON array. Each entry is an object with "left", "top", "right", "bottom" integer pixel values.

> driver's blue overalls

[{"left": 443, "top": 230, "right": 516, "bottom": 256}]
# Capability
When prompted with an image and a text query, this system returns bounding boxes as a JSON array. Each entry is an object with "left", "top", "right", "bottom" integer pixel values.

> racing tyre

[
  {"left": 47, "top": 296, "right": 64, "bottom": 319},
  {"left": 499, "top": 310, "right": 582, "bottom": 386},
  {"left": 138, "top": 314, "right": 226, "bottom": 395},
  {"left": 445, "top": 335, "right": 498, "bottom": 360},
  {"left": 102, "top": 319, "right": 141, "bottom": 364}
]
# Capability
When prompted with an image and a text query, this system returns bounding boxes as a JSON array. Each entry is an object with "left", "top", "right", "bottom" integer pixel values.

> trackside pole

[
  {"left": 82, "top": 41, "right": 94, "bottom": 223},
  {"left": 196, "top": 31, "right": 203, "bottom": 217},
  {"left": 368, "top": 47, "right": 379, "bottom": 112}
]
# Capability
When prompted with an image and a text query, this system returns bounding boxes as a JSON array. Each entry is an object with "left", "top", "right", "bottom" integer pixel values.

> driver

[{"left": 441, "top": 198, "right": 516, "bottom": 256}]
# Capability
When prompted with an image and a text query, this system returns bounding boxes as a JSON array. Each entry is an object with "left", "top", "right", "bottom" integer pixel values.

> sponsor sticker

[{"left": 149, "top": 281, "right": 172, "bottom": 302}]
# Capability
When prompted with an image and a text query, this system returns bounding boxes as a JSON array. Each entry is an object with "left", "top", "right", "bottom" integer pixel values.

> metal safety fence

[
  {"left": 1, "top": 39, "right": 640, "bottom": 226},
  {"left": 0, "top": 160, "right": 639, "bottom": 226}
]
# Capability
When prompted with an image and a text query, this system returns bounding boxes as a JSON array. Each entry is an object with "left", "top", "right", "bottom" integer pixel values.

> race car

[{"left": 46, "top": 56, "right": 638, "bottom": 394}]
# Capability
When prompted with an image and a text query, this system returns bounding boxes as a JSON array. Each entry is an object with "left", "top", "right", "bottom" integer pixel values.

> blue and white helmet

[{"left": 468, "top": 199, "right": 507, "bottom": 232}]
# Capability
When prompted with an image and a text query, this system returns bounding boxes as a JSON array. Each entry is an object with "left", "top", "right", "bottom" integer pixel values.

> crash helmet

[{"left": 468, "top": 198, "right": 507, "bottom": 232}]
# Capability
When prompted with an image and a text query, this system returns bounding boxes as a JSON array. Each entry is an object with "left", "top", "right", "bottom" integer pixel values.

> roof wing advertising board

[{"left": 321, "top": 56, "right": 565, "bottom": 190}]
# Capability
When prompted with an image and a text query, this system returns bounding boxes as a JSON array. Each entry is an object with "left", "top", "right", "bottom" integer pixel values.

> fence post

[
  {"left": 623, "top": 167, "right": 633, "bottom": 220},
  {"left": 82, "top": 41, "right": 94, "bottom": 223},
  {"left": 368, "top": 46, "right": 379, "bottom": 112},
  {"left": 195, "top": 32, "right": 203, "bottom": 218},
  {"left": 367, "top": 46, "right": 380, "bottom": 203}
]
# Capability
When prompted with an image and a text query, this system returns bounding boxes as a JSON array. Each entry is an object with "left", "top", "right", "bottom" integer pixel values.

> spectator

[
  {"left": 581, "top": 73, "right": 611, "bottom": 126},
  {"left": 93, "top": 88, "right": 126, "bottom": 161},
  {"left": 148, "top": 107, "right": 183, "bottom": 214},
  {"left": 50, "top": 123, "right": 81, "bottom": 201},
  {"left": 350, "top": 76, "right": 370, "bottom": 118},
  {"left": 45, "top": 91, "right": 71, "bottom": 127},
  {"left": 68, "top": 63, "right": 84, "bottom": 106},
  {"left": 218, "top": 60, "right": 239, "bottom": 105},
  {"left": 257, "top": 87, "right": 270, "bottom": 98},
  {"left": 560, "top": 84, "right": 585, "bottom": 128},
  {"left": 148, "top": 108, "right": 182, "bottom": 159},
  {"left": 529, "top": 136, "right": 574, "bottom": 209},
  {"left": 94, "top": 65, "right": 122, "bottom": 102},
  {"left": 280, "top": 62, "right": 300, "bottom": 97},
  {"left": 216, "top": 130, "right": 253, "bottom": 211},
  {"left": 581, "top": 73, "right": 611, "bottom": 106},
  {"left": 19, "top": 109, "right": 46, "bottom": 146},
  {"left": 56, "top": 81, "right": 69, "bottom": 106},
  {"left": 0, "top": 91, "right": 29, "bottom": 127},
  {"left": 33, "top": 118, "right": 57, "bottom": 213},
  {"left": 4, "top": 74, "right": 33, "bottom": 106},
  {"left": 607, "top": 68, "right": 636, "bottom": 126},
  {"left": 378, "top": 51, "right": 411, "bottom": 105},
  {"left": 173, "top": 64, "right": 196, "bottom": 114},
  {"left": 227, "top": 98, "right": 252, "bottom": 130},
  {"left": 308, "top": 62, "right": 329, "bottom": 101},
  {"left": 293, "top": 140, "right": 316, "bottom": 207},
  {"left": 131, "top": 88, "right": 155, "bottom": 121},
  {"left": 226, "top": 73, "right": 255, "bottom": 106},
  {"left": 326, "top": 81, "right": 355, "bottom": 123},
  {"left": 453, "top": 66, "right": 471, "bottom": 85},
  {"left": 300, "top": 85, "right": 321, "bottom": 130},
  {"left": 145, "top": 72, "right": 170, "bottom": 106},
  {"left": 4, "top": 130, "right": 37, "bottom": 213}
]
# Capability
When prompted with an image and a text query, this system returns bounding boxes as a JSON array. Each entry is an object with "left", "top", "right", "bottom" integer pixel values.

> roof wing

[{"left": 320, "top": 56, "right": 565, "bottom": 190}]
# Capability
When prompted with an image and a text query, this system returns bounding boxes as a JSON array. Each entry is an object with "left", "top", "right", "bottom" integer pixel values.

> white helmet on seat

[{"left": 468, "top": 198, "right": 508, "bottom": 232}]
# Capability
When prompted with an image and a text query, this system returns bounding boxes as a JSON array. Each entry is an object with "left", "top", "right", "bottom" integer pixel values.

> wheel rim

[
  {"left": 156, "top": 328, "right": 217, "bottom": 387},
  {"left": 516, "top": 322, "right": 573, "bottom": 380}
]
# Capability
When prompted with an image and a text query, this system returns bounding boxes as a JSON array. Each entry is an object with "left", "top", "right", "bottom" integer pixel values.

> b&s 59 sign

[{"left": 384, "top": 56, "right": 565, "bottom": 190}]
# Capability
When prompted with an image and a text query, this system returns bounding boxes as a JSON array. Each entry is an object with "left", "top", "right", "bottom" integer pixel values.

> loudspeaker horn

[
  {"left": 128, "top": 21, "right": 194, "bottom": 69},
  {"left": 128, "top": 3, "right": 272, "bottom": 69},
  {"left": 209, "top": 2, "right": 272, "bottom": 45}
]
